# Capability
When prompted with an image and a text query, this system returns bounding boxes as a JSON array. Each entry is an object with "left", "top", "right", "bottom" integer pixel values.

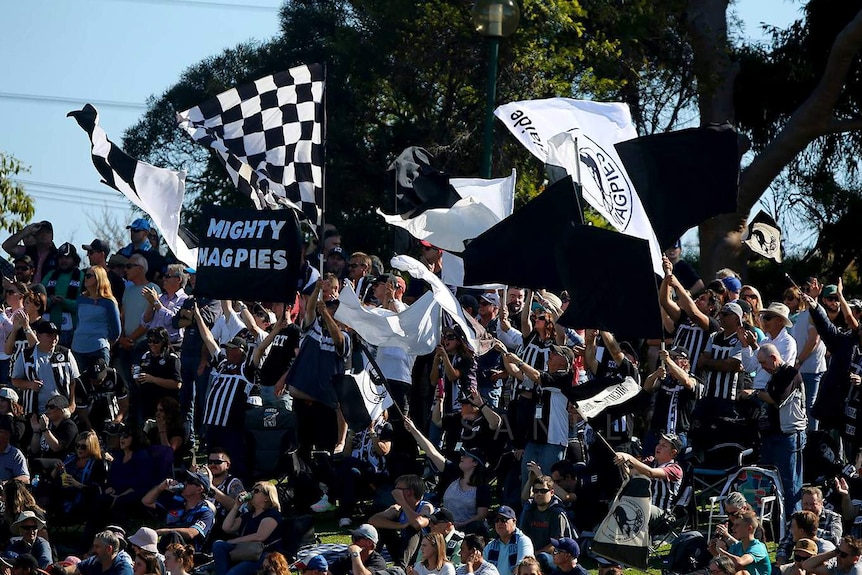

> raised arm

[
  {"left": 403, "top": 416, "right": 446, "bottom": 472},
  {"left": 194, "top": 303, "right": 219, "bottom": 359}
]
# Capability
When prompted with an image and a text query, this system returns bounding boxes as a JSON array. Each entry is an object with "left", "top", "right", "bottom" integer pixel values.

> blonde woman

[
  {"left": 411, "top": 533, "right": 455, "bottom": 575},
  {"left": 739, "top": 285, "right": 764, "bottom": 330},
  {"left": 213, "top": 482, "right": 283, "bottom": 575},
  {"left": 72, "top": 266, "right": 120, "bottom": 370},
  {"left": 49, "top": 430, "right": 106, "bottom": 516}
]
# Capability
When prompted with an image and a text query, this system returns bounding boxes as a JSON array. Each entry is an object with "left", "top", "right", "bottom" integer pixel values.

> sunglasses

[
  {"left": 207, "top": 459, "right": 226, "bottom": 465},
  {"left": 825, "top": 296, "right": 840, "bottom": 302},
  {"left": 84, "top": 273, "right": 96, "bottom": 279},
  {"left": 125, "top": 263, "right": 141, "bottom": 269},
  {"left": 762, "top": 314, "right": 777, "bottom": 321},
  {"left": 130, "top": 228, "right": 146, "bottom": 233},
  {"left": 794, "top": 555, "right": 809, "bottom": 562},
  {"left": 19, "top": 524, "right": 39, "bottom": 531},
  {"left": 495, "top": 517, "right": 512, "bottom": 523},
  {"left": 163, "top": 274, "right": 179, "bottom": 279},
  {"left": 839, "top": 551, "right": 851, "bottom": 558},
  {"left": 46, "top": 404, "right": 59, "bottom": 410},
  {"left": 533, "top": 488, "right": 551, "bottom": 494},
  {"left": 535, "top": 316, "right": 548, "bottom": 322},
  {"left": 741, "top": 293, "right": 758, "bottom": 300},
  {"left": 76, "top": 443, "right": 89, "bottom": 449},
  {"left": 443, "top": 334, "right": 458, "bottom": 341}
]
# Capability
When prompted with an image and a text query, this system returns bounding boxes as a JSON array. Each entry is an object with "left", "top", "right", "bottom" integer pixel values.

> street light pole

[
  {"left": 472, "top": 0, "right": 520, "bottom": 179},
  {"left": 480, "top": 37, "right": 500, "bottom": 179}
]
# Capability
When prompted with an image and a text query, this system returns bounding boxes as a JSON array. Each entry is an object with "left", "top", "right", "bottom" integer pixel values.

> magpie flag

[{"left": 743, "top": 211, "right": 782, "bottom": 262}]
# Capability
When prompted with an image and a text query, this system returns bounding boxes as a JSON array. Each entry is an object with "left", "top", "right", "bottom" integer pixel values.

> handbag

[
  {"left": 229, "top": 541, "right": 265, "bottom": 562},
  {"left": 778, "top": 376, "right": 807, "bottom": 433}
]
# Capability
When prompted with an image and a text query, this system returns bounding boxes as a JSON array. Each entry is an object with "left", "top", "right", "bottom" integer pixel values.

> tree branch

[
  {"left": 738, "top": 8, "right": 862, "bottom": 214},
  {"left": 822, "top": 118, "right": 862, "bottom": 135}
]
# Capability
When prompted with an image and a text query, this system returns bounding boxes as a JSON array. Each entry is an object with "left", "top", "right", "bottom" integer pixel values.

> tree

[
  {"left": 0, "top": 153, "right": 35, "bottom": 234},
  {"left": 689, "top": 0, "right": 862, "bottom": 276},
  {"left": 123, "top": 0, "right": 627, "bottom": 257}
]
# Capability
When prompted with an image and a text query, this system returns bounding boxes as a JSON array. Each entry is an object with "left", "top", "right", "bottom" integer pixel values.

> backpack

[{"left": 662, "top": 530, "right": 710, "bottom": 575}]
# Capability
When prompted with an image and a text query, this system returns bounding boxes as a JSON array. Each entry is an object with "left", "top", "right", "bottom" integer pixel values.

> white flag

[
  {"left": 575, "top": 376, "right": 641, "bottom": 420},
  {"left": 68, "top": 104, "right": 198, "bottom": 267},
  {"left": 495, "top": 98, "right": 663, "bottom": 275}
]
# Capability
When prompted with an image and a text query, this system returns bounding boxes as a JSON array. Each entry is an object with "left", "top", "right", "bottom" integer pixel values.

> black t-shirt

[
  {"left": 140, "top": 351, "right": 182, "bottom": 419},
  {"left": 758, "top": 363, "right": 798, "bottom": 435},
  {"left": 330, "top": 551, "right": 387, "bottom": 575},
  {"left": 440, "top": 411, "right": 496, "bottom": 458},
  {"left": 258, "top": 324, "right": 301, "bottom": 387}
]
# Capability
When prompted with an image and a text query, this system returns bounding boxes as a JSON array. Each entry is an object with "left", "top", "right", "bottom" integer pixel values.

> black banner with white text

[{"left": 194, "top": 205, "right": 302, "bottom": 302}]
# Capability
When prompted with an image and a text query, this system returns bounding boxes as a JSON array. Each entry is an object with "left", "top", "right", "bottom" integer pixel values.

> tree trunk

[{"left": 698, "top": 212, "right": 748, "bottom": 278}]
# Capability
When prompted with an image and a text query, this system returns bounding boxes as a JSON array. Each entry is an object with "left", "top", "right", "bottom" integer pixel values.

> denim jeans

[
  {"left": 760, "top": 430, "right": 806, "bottom": 513},
  {"left": 521, "top": 441, "right": 567, "bottom": 487},
  {"left": 802, "top": 372, "right": 823, "bottom": 431},
  {"left": 212, "top": 540, "right": 262, "bottom": 575},
  {"left": 72, "top": 347, "right": 111, "bottom": 374}
]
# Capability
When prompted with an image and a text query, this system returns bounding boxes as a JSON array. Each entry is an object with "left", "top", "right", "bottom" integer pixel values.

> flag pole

[
  {"left": 356, "top": 339, "right": 404, "bottom": 419},
  {"left": 319, "top": 62, "right": 328, "bottom": 278}
]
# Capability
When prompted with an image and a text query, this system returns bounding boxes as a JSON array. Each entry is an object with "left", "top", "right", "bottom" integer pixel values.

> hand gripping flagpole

[{"left": 355, "top": 339, "right": 404, "bottom": 420}]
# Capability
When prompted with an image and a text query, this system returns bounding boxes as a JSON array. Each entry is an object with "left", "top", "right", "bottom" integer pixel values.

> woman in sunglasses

[
  {"left": 213, "top": 482, "right": 284, "bottom": 575},
  {"left": 137, "top": 327, "right": 181, "bottom": 421},
  {"left": 98, "top": 425, "right": 153, "bottom": 524},
  {"left": 47, "top": 430, "right": 106, "bottom": 517},
  {"left": 0, "top": 281, "right": 29, "bottom": 386},
  {"left": 4, "top": 290, "right": 43, "bottom": 367},
  {"left": 71, "top": 266, "right": 120, "bottom": 372}
]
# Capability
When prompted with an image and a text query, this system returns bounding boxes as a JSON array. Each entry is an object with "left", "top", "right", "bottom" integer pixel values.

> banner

[
  {"left": 575, "top": 376, "right": 642, "bottom": 420},
  {"left": 592, "top": 475, "right": 651, "bottom": 569},
  {"left": 333, "top": 342, "right": 393, "bottom": 429},
  {"left": 194, "top": 205, "right": 302, "bottom": 302}
]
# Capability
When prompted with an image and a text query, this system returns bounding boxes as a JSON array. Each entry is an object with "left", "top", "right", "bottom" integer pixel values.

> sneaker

[
  {"left": 338, "top": 517, "right": 352, "bottom": 528},
  {"left": 311, "top": 494, "right": 336, "bottom": 513}
]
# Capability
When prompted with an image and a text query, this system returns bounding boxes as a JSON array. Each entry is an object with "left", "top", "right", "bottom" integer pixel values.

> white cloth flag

[
  {"left": 352, "top": 368, "right": 394, "bottom": 423},
  {"left": 334, "top": 255, "right": 479, "bottom": 354},
  {"left": 495, "top": 98, "right": 663, "bottom": 275},
  {"left": 68, "top": 104, "right": 198, "bottom": 267},
  {"left": 377, "top": 169, "right": 516, "bottom": 253},
  {"left": 575, "top": 377, "right": 641, "bottom": 420}
]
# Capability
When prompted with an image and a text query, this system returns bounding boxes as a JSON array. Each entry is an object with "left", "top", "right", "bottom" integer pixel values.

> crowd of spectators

[{"left": 3, "top": 220, "right": 862, "bottom": 575}]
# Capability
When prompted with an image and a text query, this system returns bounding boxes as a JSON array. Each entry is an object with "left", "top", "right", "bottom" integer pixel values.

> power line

[
  {"left": 25, "top": 187, "right": 129, "bottom": 208},
  {"left": 101, "top": 0, "right": 281, "bottom": 12},
  {"left": 12, "top": 178, "right": 130, "bottom": 200},
  {"left": 0, "top": 92, "right": 147, "bottom": 111},
  {"left": 27, "top": 191, "right": 130, "bottom": 211}
]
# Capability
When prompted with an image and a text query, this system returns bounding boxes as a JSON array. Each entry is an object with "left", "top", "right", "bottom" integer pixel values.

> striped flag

[{"left": 177, "top": 64, "right": 325, "bottom": 226}]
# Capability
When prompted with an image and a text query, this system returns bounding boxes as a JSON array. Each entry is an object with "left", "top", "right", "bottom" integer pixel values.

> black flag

[
  {"left": 556, "top": 225, "right": 662, "bottom": 338},
  {"left": 461, "top": 176, "right": 584, "bottom": 290},
  {"left": 615, "top": 124, "right": 739, "bottom": 250},
  {"left": 592, "top": 475, "right": 652, "bottom": 569},
  {"left": 743, "top": 211, "right": 782, "bottom": 262}
]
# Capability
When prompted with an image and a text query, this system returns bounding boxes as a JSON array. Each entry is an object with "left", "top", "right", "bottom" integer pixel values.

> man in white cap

[
  {"left": 739, "top": 302, "right": 798, "bottom": 392},
  {"left": 329, "top": 524, "right": 387, "bottom": 575},
  {"left": 7, "top": 512, "right": 50, "bottom": 567}
]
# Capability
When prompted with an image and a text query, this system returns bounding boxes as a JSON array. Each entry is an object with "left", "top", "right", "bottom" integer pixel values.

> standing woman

[
  {"left": 0, "top": 282, "right": 29, "bottom": 385},
  {"left": 4, "top": 291, "right": 43, "bottom": 367},
  {"left": 72, "top": 266, "right": 120, "bottom": 370},
  {"left": 410, "top": 533, "right": 455, "bottom": 575},
  {"left": 213, "top": 482, "right": 284, "bottom": 575},
  {"left": 430, "top": 327, "right": 477, "bottom": 450},
  {"left": 739, "top": 286, "right": 765, "bottom": 331}
]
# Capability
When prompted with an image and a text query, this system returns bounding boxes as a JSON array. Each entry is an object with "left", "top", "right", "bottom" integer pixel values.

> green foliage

[{"left": 0, "top": 153, "right": 35, "bottom": 234}]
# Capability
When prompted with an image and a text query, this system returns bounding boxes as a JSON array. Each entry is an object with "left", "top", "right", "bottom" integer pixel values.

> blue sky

[{"left": 0, "top": 0, "right": 801, "bottom": 254}]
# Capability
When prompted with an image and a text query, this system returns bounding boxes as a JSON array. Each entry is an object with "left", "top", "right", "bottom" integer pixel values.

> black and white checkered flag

[{"left": 177, "top": 64, "right": 325, "bottom": 225}]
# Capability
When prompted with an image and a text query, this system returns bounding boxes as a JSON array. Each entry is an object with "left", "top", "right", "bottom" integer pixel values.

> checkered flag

[{"left": 177, "top": 64, "right": 325, "bottom": 225}]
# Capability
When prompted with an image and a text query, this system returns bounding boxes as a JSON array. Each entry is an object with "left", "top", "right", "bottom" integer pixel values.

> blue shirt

[
  {"left": 0, "top": 444, "right": 29, "bottom": 481},
  {"left": 728, "top": 539, "right": 771, "bottom": 575},
  {"left": 158, "top": 496, "right": 215, "bottom": 550},
  {"left": 78, "top": 553, "right": 134, "bottom": 575}
]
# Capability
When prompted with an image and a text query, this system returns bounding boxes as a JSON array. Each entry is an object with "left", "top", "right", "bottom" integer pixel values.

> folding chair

[
  {"left": 690, "top": 443, "right": 754, "bottom": 505},
  {"left": 706, "top": 465, "right": 784, "bottom": 542}
]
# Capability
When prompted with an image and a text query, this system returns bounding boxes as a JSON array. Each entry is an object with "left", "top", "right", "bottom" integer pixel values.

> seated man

[
  {"left": 777, "top": 510, "right": 837, "bottom": 573},
  {"left": 428, "top": 509, "right": 465, "bottom": 566},
  {"left": 141, "top": 469, "right": 216, "bottom": 551},
  {"left": 801, "top": 535, "right": 862, "bottom": 575},
  {"left": 549, "top": 538, "right": 588, "bottom": 575},
  {"left": 781, "top": 539, "right": 823, "bottom": 575},
  {"left": 776, "top": 485, "right": 843, "bottom": 566},
  {"left": 518, "top": 474, "right": 573, "bottom": 570},
  {"left": 483, "top": 506, "right": 534, "bottom": 575},
  {"left": 0, "top": 421, "right": 29, "bottom": 483},
  {"left": 613, "top": 433, "right": 683, "bottom": 528},
  {"left": 61, "top": 530, "right": 133, "bottom": 575},
  {"left": 456, "top": 534, "right": 499, "bottom": 575},
  {"left": 329, "top": 524, "right": 388, "bottom": 575},
  {"left": 368, "top": 474, "right": 433, "bottom": 568}
]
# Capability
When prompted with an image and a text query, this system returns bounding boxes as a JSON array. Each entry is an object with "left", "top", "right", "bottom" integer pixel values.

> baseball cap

[
  {"left": 127, "top": 218, "right": 151, "bottom": 231},
  {"left": 82, "top": 239, "right": 110, "bottom": 254},
  {"left": 34, "top": 320, "right": 60, "bottom": 335},
  {"left": 108, "top": 254, "right": 129, "bottom": 267},
  {"left": 185, "top": 469, "right": 212, "bottom": 493},
  {"left": 659, "top": 432, "right": 683, "bottom": 452},
  {"left": 429, "top": 508, "right": 456, "bottom": 524},
  {"left": 221, "top": 337, "right": 248, "bottom": 352},
  {"left": 419, "top": 240, "right": 442, "bottom": 252},
  {"left": 0, "top": 387, "right": 19, "bottom": 404},
  {"left": 668, "top": 346, "right": 689, "bottom": 360},
  {"left": 550, "top": 537, "right": 580, "bottom": 557},
  {"left": 459, "top": 447, "right": 487, "bottom": 467},
  {"left": 720, "top": 302, "right": 743, "bottom": 322},
  {"left": 823, "top": 285, "right": 839, "bottom": 297},
  {"left": 58, "top": 242, "right": 78, "bottom": 259},
  {"left": 459, "top": 294, "right": 479, "bottom": 310},
  {"left": 793, "top": 538, "right": 818, "bottom": 557},
  {"left": 87, "top": 358, "right": 109, "bottom": 380},
  {"left": 305, "top": 556, "right": 328, "bottom": 572},
  {"left": 495, "top": 505, "right": 517, "bottom": 520},
  {"left": 0, "top": 552, "right": 18, "bottom": 569},
  {"left": 328, "top": 246, "right": 347, "bottom": 260},
  {"left": 722, "top": 277, "right": 742, "bottom": 293},
  {"left": 12, "top": 554, "right": 38, "bottom": 573},
  {"left": 350, "top": 524, "right": 379, "bottom": 544},
  {"left": 479, "top": 293, "right": 500, "bottom": 307},
  {"left": 550, "top": 344, "right": 575, "bottom": 368}
]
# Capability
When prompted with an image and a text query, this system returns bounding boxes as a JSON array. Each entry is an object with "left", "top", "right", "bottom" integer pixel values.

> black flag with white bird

[{"left": 743, "top": 211, "right": 782, "bottom": 262}]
